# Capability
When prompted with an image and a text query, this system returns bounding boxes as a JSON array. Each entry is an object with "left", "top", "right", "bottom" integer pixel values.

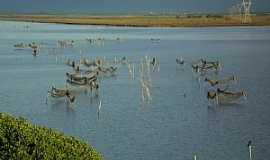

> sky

[{"left": 0, "top": 0, "right": 269, "bottom": 14}]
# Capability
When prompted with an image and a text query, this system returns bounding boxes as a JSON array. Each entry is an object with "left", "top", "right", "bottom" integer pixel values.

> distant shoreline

[{"left": 1, "top": 14, "right": 270, "bottom": 27}]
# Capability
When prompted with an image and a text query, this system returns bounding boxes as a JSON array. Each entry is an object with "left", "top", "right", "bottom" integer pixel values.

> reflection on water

[{"left": 0, "top": 20, "right": 270, "bottom": 160}]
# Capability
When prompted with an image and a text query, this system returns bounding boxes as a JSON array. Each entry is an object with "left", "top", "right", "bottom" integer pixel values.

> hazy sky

[{"left": 0, "top": 0, "right": 269, "bottom": 14}]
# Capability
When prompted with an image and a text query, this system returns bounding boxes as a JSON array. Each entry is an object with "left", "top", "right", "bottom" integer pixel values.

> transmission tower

[{"left": 241, "top": 0, "right": 252, "bottom": 23}]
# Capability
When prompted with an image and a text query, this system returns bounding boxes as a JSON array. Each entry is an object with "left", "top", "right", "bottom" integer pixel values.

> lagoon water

[{"left": 0, "top": 21, "right": 270, "bottom": 160}]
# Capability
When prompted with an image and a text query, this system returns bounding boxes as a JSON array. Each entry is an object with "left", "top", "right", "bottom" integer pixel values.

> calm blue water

[{"left": 0, "top": 21, "right": 270, "bottom": 160}]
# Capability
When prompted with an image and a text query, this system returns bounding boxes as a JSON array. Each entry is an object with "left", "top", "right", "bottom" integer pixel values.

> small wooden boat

[
  {"left": 57, "top": 40, "right": 74, "bottom": 48},
  {"left": 192, "top": 59, "right": 220, "bottom": 72},
  {"left": 66, "top": 76, "right": 99, "bottom": 93},
  {"left": 47, "top": 86, "right": 75, "bottom": 103},
  {"left": 66, "top": 78, "right": 88, "bottom": 86},
  {"left": 207, "top": 88, "right": 247, "bottom": 104},
  {"left": 205, "top": 76, "right": 237, "bottom": 87},
  {"left": 66, "top": 72, "right": 97, "bottom": 82},
  {"left": 14, "top": 43, "right": 26, "bottom": 48},
  {"left": 96, "top": 66, "right": 117, "bottom": 75},
  {"left": 66, "top": 72, "right": 98, "bottom": 89}
]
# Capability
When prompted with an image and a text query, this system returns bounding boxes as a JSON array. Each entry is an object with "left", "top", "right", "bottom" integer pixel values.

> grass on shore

[
  {"left": 1, "top": 14, "right": 270, "bottom": 27},
  {"left": 0, "top": 113, "right": 102, "bottom": 160}
]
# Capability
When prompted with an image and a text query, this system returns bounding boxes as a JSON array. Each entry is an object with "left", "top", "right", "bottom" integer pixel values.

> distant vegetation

[
  {"left": 0, "top": 113, "right": 102, "bottom": 160},
  {"left": 0, "top": 14, "right": 270, "bottom": 27}
]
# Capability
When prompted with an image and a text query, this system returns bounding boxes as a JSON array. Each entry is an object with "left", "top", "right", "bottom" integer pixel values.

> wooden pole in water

[
  {"left": 98, "top": 100, "right": 102, "bottom": 120},
  {"left": 128, "top": 63, "right": 132, "bottom": 78},
  {"left": 114, "top": 56, "right": 117, "bottom": 64},
  {"left": 249, "top": 145, "right": 252, "bottom": 160},
  {"left": 247, "top": 140, "right": 253, "bottom": 160},
  {"left": 132, "top": 64, "right": 135, "bottom": 79}
]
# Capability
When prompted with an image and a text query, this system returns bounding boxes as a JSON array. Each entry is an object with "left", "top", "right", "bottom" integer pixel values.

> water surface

[{"left": 0, "top": 21, "right": 270, "bottom": 160}]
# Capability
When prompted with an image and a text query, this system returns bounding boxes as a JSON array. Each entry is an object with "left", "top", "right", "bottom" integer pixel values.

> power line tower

[{"left": 241, "top": 0, "right": 252, "bottom": 23}]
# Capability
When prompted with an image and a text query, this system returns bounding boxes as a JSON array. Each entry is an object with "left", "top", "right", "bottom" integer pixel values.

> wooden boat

[
  {"left": 66, "top": 72, "right": 97, "bottom": 81},
  {"left": 66, "top": 72, "right": 98, "bottom": 88},
  {"left": 47, "top": 86, "right": 75, "bottom": 103},
  {"left": 192, "top": 59, "right": 220, "bottom": 72},
  {"left": 14, "top": 43, "right": 26, "bottom": 48},
  {"left": 66, "top": 78, "right": 87, "bottom": 86},
  {"left": 57, "top": 40, "right": 74, "bottom": 48},
  {"left": 66, "top": 76, "right": 99, "bottom": 93},
  {"left": 207, "top": 88, "right": 247, "bottom": 104},
  {"left": 66, "top": 73, "right": 88, "bottom": 86},
  {"left": 205, "top": 76, "right": 237, "bottom": 86},
  {"left": 96, "top": 66, "right": 117, "bottom": 75}
]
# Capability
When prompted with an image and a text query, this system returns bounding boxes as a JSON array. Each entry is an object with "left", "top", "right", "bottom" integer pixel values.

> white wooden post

[{"left": 249, "top": 145, "right": 252, "bottom": 160}]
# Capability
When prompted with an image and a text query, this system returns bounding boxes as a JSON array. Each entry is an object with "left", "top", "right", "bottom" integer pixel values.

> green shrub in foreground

[{"left": 0, "top": 113, "right": 102, "bottom": 160}]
